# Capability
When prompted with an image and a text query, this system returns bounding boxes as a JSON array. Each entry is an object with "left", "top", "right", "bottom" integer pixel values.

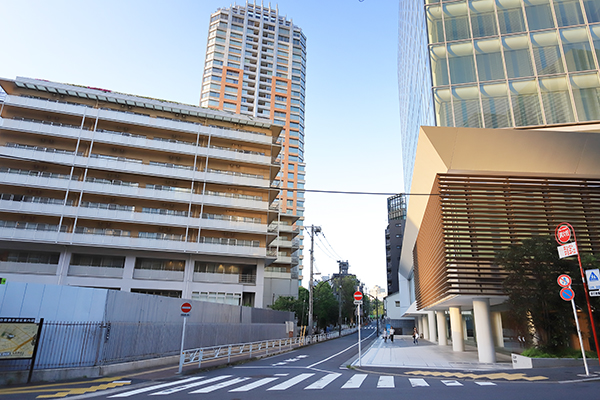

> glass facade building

[{"left": 399, "top": 0, "right": 600, "bottom": 192}]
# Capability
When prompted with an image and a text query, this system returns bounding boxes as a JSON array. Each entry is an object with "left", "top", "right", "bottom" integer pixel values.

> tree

[
  {"left": 340, "top": 275, "right": 360, "bottom": 324},
  {"left": 271, "top": 286, "right": 309, "bottom": 327},
  {"left": 313, "top": 281, "right": 338, "bottom": 331},
  {"left": 495, "top": 235, "right": 579, "bottom": 351}
]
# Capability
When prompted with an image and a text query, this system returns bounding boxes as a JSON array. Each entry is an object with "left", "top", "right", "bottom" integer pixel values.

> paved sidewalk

[{"left": 354, "top": 335, "right": 513, "bottom": 370}]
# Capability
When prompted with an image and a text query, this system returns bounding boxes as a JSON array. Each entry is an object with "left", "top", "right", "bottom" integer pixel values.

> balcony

[
  {"left": 67, "top": 265, "right": 124, "bottom": 278},
  {"left": 0, "top": 261, "right": 58, "bottom": 275},
  {"left": 193, "top": 272, "right": 239, "bottom": 283},
  {"left": 133, "top": 269, "right": 184, "bottom": 281}
]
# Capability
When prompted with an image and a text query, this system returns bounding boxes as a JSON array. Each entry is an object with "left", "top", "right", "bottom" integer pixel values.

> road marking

[
  {"left": 305, "top": 373, "right": 341, "bottom": 389},
  {"left": 267, "top": 373, "right": 314, "bottom": 390},
  {"left": 229, "top": 377, "right": 279, "bottom": 392},
  {"left": 475, "top": 381, "right": 497, "bottom": 386},
  {"left": 307, "top": 331, "right": 375, "bottom": 368},
  {"left": 150, "top": 376, "right": 230, "bottom": 395},
  {"left": 442, "top": 380, "right": 463, "bottom": 386},
  {"left": 274, "top": 373, "right": 289, "bottom": 376},
  {"left": 189, "top": 377, "right": 250, "bottom": 393},
  {"left": 406, "top": 370, "right": 548, "bottom": 381},
  {"left": 109, "top": 377, "right": 204, "bottom": 397},
  {"left": 409, "top": 378, "right": 429, "bottom": 387},
  {"left": 377, "top": 376, "right": 395, "bottom": 388},
  {"left": 341, "top": 374, "right": 368, "bottom": 389},
  {"left": 297, "top": 355, "right": 308, "bottom": 358}
]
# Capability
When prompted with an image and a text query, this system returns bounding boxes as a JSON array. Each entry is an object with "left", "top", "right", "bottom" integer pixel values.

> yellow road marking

[
  {"left": 36, "top": 382, "right": 131, "bottom": 398},
  {"left": 0, "top": 376, "right": 125, "bottom": 395},
  {"left": 406, "top": 370, "right": 548, "bottom": 381}
]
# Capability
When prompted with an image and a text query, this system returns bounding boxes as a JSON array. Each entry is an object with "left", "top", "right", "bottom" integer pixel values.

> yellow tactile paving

[{"left": 406, "top": 370, "right": 549, "bottom": 381}]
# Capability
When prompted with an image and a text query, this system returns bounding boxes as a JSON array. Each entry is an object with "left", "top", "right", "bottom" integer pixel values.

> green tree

[
  {"left": 313, "top": 281, "right": 338, "bottom": 331},
  {"left": 271, "top": 286, "right": 309, "bottom": 327},
  {"left": 340, "top": 275, "right": 360, "bottom": 324},
  {"left": 495, "top": 235, "right": 579, "bottom": 351}
]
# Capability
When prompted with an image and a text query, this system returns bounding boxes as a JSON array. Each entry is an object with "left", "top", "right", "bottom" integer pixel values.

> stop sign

[
  {"left": 354, "top": 291, "right": 363, "bottom": 301},
  {"left": 556, "top": 225, "right": 571, "bottom": 244},
  {"left": 181, "top": 302, "right": 192, "bottom": 313}
]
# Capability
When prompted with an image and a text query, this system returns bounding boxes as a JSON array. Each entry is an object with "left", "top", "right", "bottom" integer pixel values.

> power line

[{"left": 317, "top": 231, "right": 343, "bottom": 260}]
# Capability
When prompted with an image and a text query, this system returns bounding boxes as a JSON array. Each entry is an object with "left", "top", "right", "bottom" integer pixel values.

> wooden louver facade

[{"left": 414, "top": 173, "right": 600, "bottom": 310}]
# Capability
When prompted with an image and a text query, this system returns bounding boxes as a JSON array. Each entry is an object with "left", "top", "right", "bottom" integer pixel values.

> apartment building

[
  {"left": 0, "top": 76, "right": 285, "bottom": 308},
  {"left": 200, "top": 3, "right": 307, "bottom": 302}
]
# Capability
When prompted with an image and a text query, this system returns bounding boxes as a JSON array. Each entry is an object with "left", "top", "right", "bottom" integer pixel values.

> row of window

[{"left": 426, "top": 0, "right": 600, "bottom": 44}]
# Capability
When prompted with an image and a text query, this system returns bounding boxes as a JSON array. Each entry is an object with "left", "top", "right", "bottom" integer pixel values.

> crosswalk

[{"left": 109, "top": 373, "right": 498, "bottom": 397}]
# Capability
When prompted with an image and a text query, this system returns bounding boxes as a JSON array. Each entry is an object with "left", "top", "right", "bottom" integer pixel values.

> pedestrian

[
  {"left": 383, "top": 328, "right": 388, "bottom": 342},
  {"left": 389, "top": 327, "right": 395, "bottom": 343},
  {"left": 413, "top": 327, "right": 419, "bottom": 344}
]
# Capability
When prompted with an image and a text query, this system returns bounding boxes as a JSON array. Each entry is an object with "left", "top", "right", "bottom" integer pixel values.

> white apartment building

[
  {"left": 200, "top": 2, "right": 307, "bottom": 295},
  {"left": 0, "top": 76, "right": 289, "bottom": 308}
]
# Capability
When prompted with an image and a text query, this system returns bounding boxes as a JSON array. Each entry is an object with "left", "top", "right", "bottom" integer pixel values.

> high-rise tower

[
  {"left": 399, "top": 0, "right": 600, "bottom": 193},
  {"left": 201, "top": 3, "right": 307, "bottom": 306}
]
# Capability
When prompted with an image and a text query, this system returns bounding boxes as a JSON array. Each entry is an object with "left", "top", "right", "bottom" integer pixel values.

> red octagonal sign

[
  {"left": 353, "top": 291, "right": 363, "bottom": 301},
  {"left": 181, "top": 302, "right": 192, "bottom": 313}
]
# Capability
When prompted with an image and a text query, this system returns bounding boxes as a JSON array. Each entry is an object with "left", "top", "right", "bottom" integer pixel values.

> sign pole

[
  {"left": 570, "top": 296, "right": 590, "bottom": 376},
  {"left": 357, "top": 303, "right": 362, "bottom": 367},
  {"left": 178, "top": 316, "right": 187, "bottom": 374},
  {"left": 556, "top": 223, "right": 600, "bottom": 366},
  {"left": 27, "top": 318, "right": 44, "bottom": 384}
]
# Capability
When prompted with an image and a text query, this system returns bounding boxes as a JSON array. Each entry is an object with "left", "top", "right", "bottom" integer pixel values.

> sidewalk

[{"left": 354, "top": 335, "right": 513, "bottom": 371}]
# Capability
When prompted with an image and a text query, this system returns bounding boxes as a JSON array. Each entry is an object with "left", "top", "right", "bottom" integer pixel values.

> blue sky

[{"left": 0, "top": 0, "right": 403, "bottom": 292}]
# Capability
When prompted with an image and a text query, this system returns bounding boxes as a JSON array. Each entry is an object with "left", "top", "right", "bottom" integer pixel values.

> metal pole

[
  {"left": 570, "top": 295, "right": 590, "bottom": 376},
  {"left": 178, "top": 316, "right": 187, "bottom": 374},
  {"left": 375, "top": 296, "right": 379, "bottom": 336},
  {"left": 338, "top": 275, "right": 342, "bottom": 336},
  {"left": 308, "top": 225, "right": 320, "bottom": 336},
  {"left": 568, "top": 223, "right": 600, "bottom": 365},
  {"left": 358, "top": 303, "right": 362, "bottom": 367}
]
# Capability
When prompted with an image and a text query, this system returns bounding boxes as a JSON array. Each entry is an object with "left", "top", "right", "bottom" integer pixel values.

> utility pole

[{"left": 308, "top": 225, "right": 321, "bottom": 336}]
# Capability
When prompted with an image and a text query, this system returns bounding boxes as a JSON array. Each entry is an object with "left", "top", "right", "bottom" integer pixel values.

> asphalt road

[{"left": 2, "top": 323, "right": 599, "bottom": 400}]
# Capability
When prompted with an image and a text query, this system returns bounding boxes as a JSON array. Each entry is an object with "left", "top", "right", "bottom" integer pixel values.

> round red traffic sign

[
  {"left": 556, "top": 224, "right": 571, "bottom": 244},
  {"left": 560, "top": 287, "right": 575, "bottom": 301},
  {"left": 557, "top": 274, "right": 572, "bottom": 288},
  {"left": 353, "top": 291, "right": 363, "bottom": 301},
  {"left": 181, "top": 302, "right": 192, "bottom": 313}
]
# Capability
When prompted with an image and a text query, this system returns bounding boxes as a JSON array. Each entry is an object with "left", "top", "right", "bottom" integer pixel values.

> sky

[{"left": 0, "top": 0, "right": 403, "bottom": 292}]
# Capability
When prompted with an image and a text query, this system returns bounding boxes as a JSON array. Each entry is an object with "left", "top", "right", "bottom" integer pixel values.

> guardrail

[{"left": 178, "top": 327, "right": 358, "bottom": 373}]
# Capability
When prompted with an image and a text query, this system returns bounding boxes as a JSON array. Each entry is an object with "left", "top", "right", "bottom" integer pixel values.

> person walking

[
  {"left": 383, "top": 328, "right": 388, "bottom": 342},
  {"left": 389, "top": 327, "right": 395, "bottom": 343},
  {"left": 413, "top": 327, "right": 419, "bottom": 344}
]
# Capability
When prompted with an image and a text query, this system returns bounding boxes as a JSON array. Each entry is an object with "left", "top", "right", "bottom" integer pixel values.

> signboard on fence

[{"left": 0, "top": 318, "right": 39, "bottom": 359}]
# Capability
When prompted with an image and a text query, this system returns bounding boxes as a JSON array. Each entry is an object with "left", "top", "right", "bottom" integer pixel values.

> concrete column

[
  {"left": 428, "top": 311, "right": 437, "bottom": 343},
  {"left": 436, "top": 311, "right": 448, "bottom": 346},
  {"left": 491, "top": 311, "right": 504, "bottom": 348},
  {"left": 417, "top": 315, "right": 424, "bottom": 338},
  {"left": 473, "top": 298, "right": 496, "bottom": 363},
  {"left": 449, "top": 306, "right": 464, "bottom": 352},
  {"left": 422, "top": 315, "right": 430, "bottom": 340}
]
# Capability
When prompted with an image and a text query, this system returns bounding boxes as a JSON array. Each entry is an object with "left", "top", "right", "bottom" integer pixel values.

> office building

[
  {"left": 401, "top": 125, "right": 600, "bottom": 361},
  {"left": 400, "top": 0, "right": 600, "bottom": 192},
  {"left": 385, "top": 194, "right": 406, "bottom": 295},
  {"left": 201, "top": 3, "right": 307, "bottom": 303},
  {"left": 0, "top": 76, "right": 284, "bottom": 308}
]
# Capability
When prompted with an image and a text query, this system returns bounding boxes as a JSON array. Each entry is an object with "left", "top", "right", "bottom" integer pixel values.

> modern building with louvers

[
  {"left": 402, "top": 124, "right": 600, "bottom": 362},
  {"left": 0, "top": 76, "right": 289, "bottom": 308},
  {"left": 200, "top": 3, "right": 307, "bottom": 303}
]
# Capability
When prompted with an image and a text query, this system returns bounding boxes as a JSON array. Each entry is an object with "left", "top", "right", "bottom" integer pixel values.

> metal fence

[{"left": 0, "top": 320, "right": 288, "bottom": 372}]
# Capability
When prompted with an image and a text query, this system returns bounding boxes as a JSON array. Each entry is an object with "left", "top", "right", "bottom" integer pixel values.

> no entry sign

[
  {"left": 353, "top": 291, "right": 363, "bottom": 301},
  {"left": 181, "top": 302, "right": 192, "bottom": 314},
  {"left": 556, "top": 224, "right": 572, "bottom": 244}
]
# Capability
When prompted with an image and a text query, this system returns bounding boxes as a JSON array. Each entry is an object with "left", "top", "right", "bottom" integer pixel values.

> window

[
  {"left": 287, "top": 172, "right": 294, "bottom": 180},
  {"left": 395, "top": 301, "right": 400, "bottom": 307},
  {"left": 135, "top": 258, "right": 185, "bottom": 271},
  {"left": 223, "top": 102, "right": 237, "bottom": 110}
]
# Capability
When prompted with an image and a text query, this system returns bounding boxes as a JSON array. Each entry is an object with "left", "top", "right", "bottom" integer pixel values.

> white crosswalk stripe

[
  {"left": 267, "top": 373, "right": 314, "bottom": 391},
  {"left": 150, "top": 375, "right": 231, "bottom": 395},
  {"left": 442, "top": 380, "right": 463, "bottom": 386},
  {"left": 229, "top": 377, "right": 279, "bottom": 392},
  {"left": 341, "top": 374, "right": 368, "bottom": 389},
  {"left": 189, "top": 377, "right": 250, "bottom": 393},
  {"left": 304, "top": 373, "right": 341, "bottom": 389},
  {"left": 377, "top": 376, "right": 395, "bottom": 388},
  {"left": 108, "top": 377, "right": 205, "bottom": 398},
  {"left": 111, "top": 373, "right": 501, "bottom": 396},
  {"left": 409, "top": 378, "right": 430, "bottom": 387}
]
